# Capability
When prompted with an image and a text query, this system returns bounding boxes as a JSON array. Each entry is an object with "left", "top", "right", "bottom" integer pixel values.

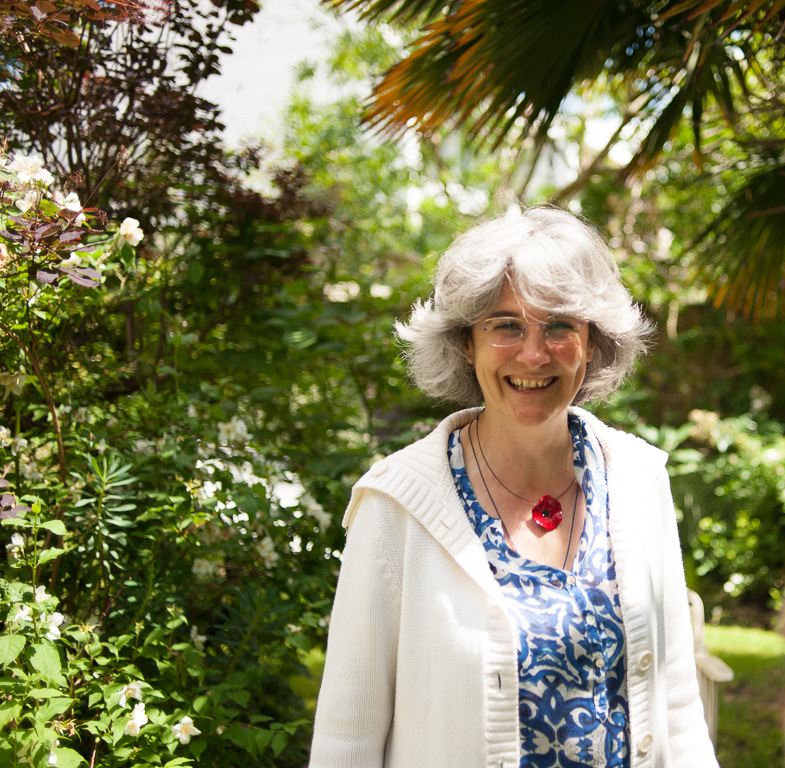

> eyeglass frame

[{"left": 473, "top": 315, "right": 589, "bottom": 348}]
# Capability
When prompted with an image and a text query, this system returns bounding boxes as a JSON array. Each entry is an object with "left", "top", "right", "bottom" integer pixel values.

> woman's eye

[
  {"left": 547, "top": 319, "right": 577, "bottom": 332},
  {"left": 494, "top": 320, "right": 521, "bottom": 332}
]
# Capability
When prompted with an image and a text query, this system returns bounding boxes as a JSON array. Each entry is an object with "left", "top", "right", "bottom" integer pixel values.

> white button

[
  {"left": 637, "top": 733, "right": 653, "bottom": 754},
  {"left": 369, "top": 461, "right": 388, "bottom": 477},
  {"left": 594, "top": 656, "right": 605, "bottom": 669},
  {"left": 638, "top": 651, "right": 653, "bottom": 672},
  {"left": 566, "top": 575, "right": 576, "bottom": 586}
]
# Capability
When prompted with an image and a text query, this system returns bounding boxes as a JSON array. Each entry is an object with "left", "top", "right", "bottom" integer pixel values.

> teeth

[{"left": 508, "top": 377, "right": 554, "bottom": 390}]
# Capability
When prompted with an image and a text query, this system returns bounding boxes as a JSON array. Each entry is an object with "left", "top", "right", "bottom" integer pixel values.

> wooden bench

[{"left": 687, "top": 589, "right": 734, "bottom": 745}]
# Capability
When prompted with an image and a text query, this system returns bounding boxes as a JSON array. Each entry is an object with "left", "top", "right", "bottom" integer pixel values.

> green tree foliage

[{"left": 327, "top": 0, "right": 785, "bottom": 319}]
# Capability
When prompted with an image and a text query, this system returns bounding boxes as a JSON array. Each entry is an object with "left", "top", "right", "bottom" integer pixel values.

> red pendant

[{"left": 531, "top": 495, "right": 563, "bottom": 531}]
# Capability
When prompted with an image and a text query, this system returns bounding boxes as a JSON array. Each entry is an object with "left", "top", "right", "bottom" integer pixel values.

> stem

[{"left": 0, "top": 321, "right": 67, "bottom": 483}]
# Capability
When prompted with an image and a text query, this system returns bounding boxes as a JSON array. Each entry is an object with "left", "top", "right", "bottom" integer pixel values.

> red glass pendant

[{"left": 531, "top": 495, "right": 563, "bottom": 531}]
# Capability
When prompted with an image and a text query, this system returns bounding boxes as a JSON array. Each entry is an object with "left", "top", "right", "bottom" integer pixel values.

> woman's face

[{"left": 465, "top": 283, "right": 594, "bottom": 433}]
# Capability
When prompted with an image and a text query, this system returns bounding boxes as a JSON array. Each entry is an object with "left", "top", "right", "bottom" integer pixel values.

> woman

[{"left": 310, "top": 206, "right": 719, "bottom": 768}]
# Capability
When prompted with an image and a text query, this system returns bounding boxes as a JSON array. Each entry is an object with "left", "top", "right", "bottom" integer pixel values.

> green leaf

[
  {"left": 38, "top": 697, "right": 73, "bottom": 720},
  {"left": 28, "top": 643, "right": 62, "bottom": 678},
  {"left": 270, "top": 731, "right": 289, "bottom": 756},
  {"left": 188, "top": 740, "right": 206, "bottom": 761},
  {"left": 0, "top": 635, "right": 26, "bottom": 666},
  {"left": 0, "top": 700, "right": 22, "bottom": 728},
  {"left": 38, "top": 548, "right": 66, "bottom": 565},
  {"left": 162, "top": 758, "right": 193, "bottom": 767},
  {"left": 28, "top": 687, "right": 65, "bottom": 698},
  {"left": 2, "top": 517, "right": 33, "bottom": 528},
  {"left": 39, "top": 520, "right": 68, "bottom": 536},
  {"left": 51, "top": 747, "right": 87, "bottom": 768}
]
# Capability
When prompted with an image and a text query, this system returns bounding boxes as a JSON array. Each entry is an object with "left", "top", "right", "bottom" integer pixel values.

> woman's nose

[{"left": 515, "top": 327, "right": 551, "bottom": 366}]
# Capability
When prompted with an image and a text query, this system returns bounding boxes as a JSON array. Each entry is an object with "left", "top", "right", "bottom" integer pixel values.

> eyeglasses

[{"left": 475, "top": 316, "right": 587, "bottom": 348}]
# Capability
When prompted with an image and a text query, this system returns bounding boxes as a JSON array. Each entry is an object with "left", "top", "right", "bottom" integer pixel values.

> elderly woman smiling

[{"left": 310, "top": 206, "right": 719, "bottom": 768}]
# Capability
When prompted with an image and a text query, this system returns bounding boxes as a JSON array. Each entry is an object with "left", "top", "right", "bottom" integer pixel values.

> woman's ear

[
  {"left": 464, "top": 334, "right": 475, "bottom": 366},
  {"left": 586, "top": 340, "right": 595, "bottom": 363}
]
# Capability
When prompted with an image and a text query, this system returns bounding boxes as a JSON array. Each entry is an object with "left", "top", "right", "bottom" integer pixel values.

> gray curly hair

[{"left": 395, "top": 205, "right": 654, "bottom": 405}]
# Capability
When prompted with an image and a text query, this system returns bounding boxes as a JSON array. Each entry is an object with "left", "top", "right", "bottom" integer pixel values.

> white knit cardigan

[{"left": 310, "top": 407, "right": 720, "bottom": 768}]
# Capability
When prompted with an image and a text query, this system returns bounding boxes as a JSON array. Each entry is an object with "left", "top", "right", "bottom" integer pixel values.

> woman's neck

[{"left": 471, "top": 409, "right": 574, "bottom": 499}]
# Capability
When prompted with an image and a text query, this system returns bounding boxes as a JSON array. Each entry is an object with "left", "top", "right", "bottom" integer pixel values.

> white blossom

[
  {"left": 8, "top": 153, "right": 54, "bottom": 186},
  {"left": 44, "top": 612, "right": 65, "bottom": 641},
  {"left": 10, "top": 436, "right": 28, "bottom": 455},
  {"left": 60, "top": 253, "right": 82, "bottom": 268},
  {"left": 52, "top": 190, "right": 85, "bottom": 226},
  {"left": 190, "top": 625, "right": 206, "bottom": 650},
  {"left": 20, "top": 460, "right": 43, "bottom": 481},
  {"left": 370, "top": 283, "right": 393, "bottom": 299},
  {"left": 12, "top": 604, "right": 31, "bottom": 623},
  {"left": 255, "top": 536, "right": 279, "bottom": 568},
  {"left": 0, "top": 425, "right": 10, "bottom": 446},
  {"left": 118, "top": 217, "right": 144, "bottom": 247},
  {"left": 324, "top": 281, "right": 360, "bottom": 302},
  {"left": 217, "top": 416, "right": 250, "bottom": 444},
  {"left": 124, "top": 702, "right": 148, "bottom": 736},
  {"left": 118, "top": 680, "right": 144, "bottom": 707},
  {"left": 0, "top": 371, "right": 26, "bottom": 398},
  {"left": 6, "top": 533, "right": 24, "bottom": 558},
  {"left": 301, "top": 493, "right": 331, "bottom": 531},
  {"left": 15, "top": 190, "right": 40, "bottom": 214},
  {"left": 171, "top": 715, "right": 201, "bottom": 744},
  {"left": 191, "top": 557, "right": 219, "bottom": 581},
  {"left": 34, "top": 585, "right": 51, "bottom": 603}
]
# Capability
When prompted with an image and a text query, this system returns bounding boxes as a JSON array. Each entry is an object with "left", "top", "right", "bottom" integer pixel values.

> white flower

[
  {"left": 324, "top": 281, "right": 360, "bottom": 302},
  {"left": 217, "top": 416, "right": 250, "bottom": 444},
  {"left": 171, "top": 715, "right": 201, "bottom": 744},
  {"left": 369, "top": 283, "right": 393, "bottom": 299},
  {"left": 10, "top": 436, "right": 28, "bottom": 455},
  {"left": 47, "top": 740, "right": 59, "bottom": 765},
  {"left": 15, "top": 190, "right": 40, "bottom": 213},
  {"left": 60, "top": 253, "right": 82, "bottom": 268},
  {"left": 118, "top": 217, "right": 144, "bottom": 247},
  {"left": 20, "top": 461, "right": 43, "bottom": 481},
  {"left": 255, "top": 536, "right": 279, "bottom": 568},
  {"left": 0, "top": 371, "right": 26, "bottom": 398},
  {"left": 34, "top": 585, "right": 51, "bottom": 603},
  {"left": 190, "top": 625, "right": 206, "bottom": 650},
  {"left": 44, "top": 612, "right": 65, "bottom": 641},
  {"left": 6, "top": 533, "right": 24, "bottom": 558},
  {"left": 301, "top": 493, "right": 331, "bottom": 531},
  {"left": 8, "top": 153, "right": 54, "bottom": 186},
  {"left": 119, "top": 680, "right": 144, "bottom": 707},
  {"left": 12, "top": 604, "right": 31, "bottom": 623},
  {"left": 52, "top": 190, "right": 85, "bottom": 226},
  {"left": 124, "top": 702, "right": 148, "bottom": 736},
  {"left": 191, "top": 557, "right": 219, "bottom": 581},
  {"left": 0, "top": 425, "right": 10, "bottom": 446}
]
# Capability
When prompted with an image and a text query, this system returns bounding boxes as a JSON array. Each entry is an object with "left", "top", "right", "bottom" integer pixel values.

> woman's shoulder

[
  {"left": 571, "top": 406, "right": 668, "bottom": 469},
  {"left": 342, "top": 408, "right": 480, "bottom": 529}
]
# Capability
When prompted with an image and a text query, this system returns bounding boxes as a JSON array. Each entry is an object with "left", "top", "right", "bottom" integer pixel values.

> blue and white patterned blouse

[{"left": 448, "top": 413, "right": 630, "bottom": 768}]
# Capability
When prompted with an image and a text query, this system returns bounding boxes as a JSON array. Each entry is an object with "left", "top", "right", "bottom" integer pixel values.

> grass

[{"left": 706, "top": 625, "right": 785, "bottom": 768}]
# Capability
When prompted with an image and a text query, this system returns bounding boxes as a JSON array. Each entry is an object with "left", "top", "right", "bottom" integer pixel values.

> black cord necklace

[{"left": 466, "top": 416, "right": 578, "bottom": 571}]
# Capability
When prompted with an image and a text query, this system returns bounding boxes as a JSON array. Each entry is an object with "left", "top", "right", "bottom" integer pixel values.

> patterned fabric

[{"left": 448, "top": 413, "right": 631, "bottom": 768}]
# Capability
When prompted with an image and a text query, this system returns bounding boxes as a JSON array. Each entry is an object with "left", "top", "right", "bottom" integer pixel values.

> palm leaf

[{"left": 700, "top": 165, "right": 785, "bottom": 320}]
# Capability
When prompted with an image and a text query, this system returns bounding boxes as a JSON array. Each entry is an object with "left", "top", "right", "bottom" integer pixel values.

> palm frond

[{"left": 700, "top": 165, "right": 785, "bottom": 319}]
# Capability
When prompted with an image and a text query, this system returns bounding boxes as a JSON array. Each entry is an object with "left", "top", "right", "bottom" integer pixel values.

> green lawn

[{"left": 706, "top": 625, "right": 785, "bottom": 768}]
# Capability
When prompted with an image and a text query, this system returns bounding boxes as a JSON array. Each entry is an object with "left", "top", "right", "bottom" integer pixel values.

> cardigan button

[
  {"left": 637, "top": 733, "right": 654, "bottom": 754},
  {"left": 637, "top": 651, "right": 653, "bottom": 672},
  {"left": 369, "top": 461, "right": 388, "bottom": 477}
]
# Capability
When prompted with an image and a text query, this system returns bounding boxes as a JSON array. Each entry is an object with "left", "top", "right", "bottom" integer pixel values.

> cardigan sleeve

[
  {"left": 309, "top": 488, "right": 403, "bottom": 768},
  {"left": 658, "top": 469, "right": 720, "bottom": 768}
]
